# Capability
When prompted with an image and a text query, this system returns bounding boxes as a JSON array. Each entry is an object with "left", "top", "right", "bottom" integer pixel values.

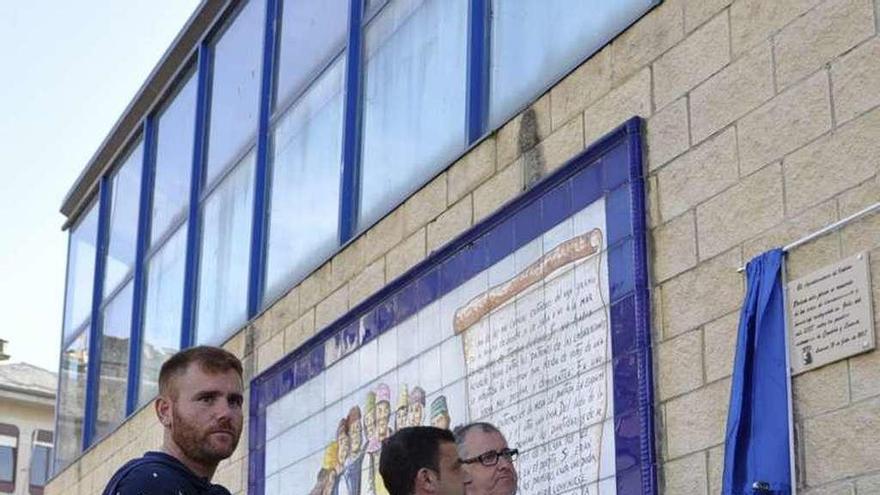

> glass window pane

[
  {"left": 0, "top": 447, "right": 12, "bottom": 485},
  {"left": 359, "top": 0, "right": 468, "bottom": 230},
  {"left": 29, "top": 445, "right": 52, "bottom": 488},
  {"left": 489, "top": 0, "right": 657, "bottom": 128},
  {"left": 265, "top": 56, "right": 345, "bottom": 304},
  {"left": 0, "top": 425, "right": 15, "bottom": 490},
  {"left": 196, "top": 153, "right": 255, "bottom": 345},
  {"left": 139, "top": 224, "right": 187, "bottom": 406},
  {"left": 96, "top": 281, "right": 133, "bottom": 440},
  {"left": 104, "top": 140, "right": 144, "bottom": 296},
  {"left": 204, "top": 0, "right": 266, "bottom": 186},
  {"left": 274, "top": 0, "right": 347, "bottom": 108},
  {"left": 63, "top": 203, "right": 99, "bottom": 341},
  {"left": 53, "top": 333, "right": 89, "bottom": 472},
  {"left": 151, "top": 72, "right": 197, "bottom": 246}
]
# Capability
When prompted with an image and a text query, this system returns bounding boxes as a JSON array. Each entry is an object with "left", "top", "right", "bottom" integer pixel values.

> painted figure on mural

[
  {"left": 334, "top": 418, "right": 352, "bottom": 495},
  {"left": 395, "top": 385, "right": 409, "bottom": 430},
  {"left": 309, "top": 441, "right": 339, "bottom": 495},
  {"left": 361, "top": 391, "right": 379, "bottom": 495},
  {"left": 430, "top": 395, "right": 451, "bottom": 430},
  {"left": 408, "top": 386, "right": 426, "bottom": 426},
  {"left": 341, "top": 406, "right": 365, "bottom": 495},
  {"left": 376, "top": 383, "right": 393, "bottom": 441},
  {"left": 374, "top": 384, "right": 393, "bottom": 495}
]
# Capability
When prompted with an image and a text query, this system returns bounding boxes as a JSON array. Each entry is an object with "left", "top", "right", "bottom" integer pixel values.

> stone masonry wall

[{"left": 47, "top": 0, "right": 880, "bottom": 493}]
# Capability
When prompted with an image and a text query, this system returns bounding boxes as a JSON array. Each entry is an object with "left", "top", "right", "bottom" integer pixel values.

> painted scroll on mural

[{"left": 455, "top": 228, "right": 612, "bottom": 494}]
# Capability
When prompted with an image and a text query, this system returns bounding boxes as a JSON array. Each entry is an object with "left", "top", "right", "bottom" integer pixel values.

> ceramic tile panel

[
  {"left": 250, "top": 119, "right": 655, "bottom": 495},
  {"left": 416, "top": 300, "right": 441, "bottom": 352},
  {"left": 439, "top": 334, "right": 466, "bottom": 386},
  {"left": 396, "top": 316, "right": 419, "bottom": 364},
  {"left": 375, "top": 325, "right": 397, "bottom": 376},
  {"left": 340, "top": 350, "right": 360, "bottom": 397}
]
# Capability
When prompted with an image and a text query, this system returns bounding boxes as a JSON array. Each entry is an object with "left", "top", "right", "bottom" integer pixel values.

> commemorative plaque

[{"left": 787, "top": 252, "right": 875, "bottom": 375}]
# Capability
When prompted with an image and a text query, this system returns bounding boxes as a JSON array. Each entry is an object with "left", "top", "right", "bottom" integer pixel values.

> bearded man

[{"left": 102, "top": 346, "right": 244, "bottom": 495}]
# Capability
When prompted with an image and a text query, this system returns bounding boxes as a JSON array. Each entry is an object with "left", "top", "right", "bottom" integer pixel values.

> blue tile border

[{"left": 249, "top": 117, "right": 656, "bottom": 495}]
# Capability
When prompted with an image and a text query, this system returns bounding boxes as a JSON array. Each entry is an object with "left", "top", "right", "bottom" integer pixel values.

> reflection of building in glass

[{"left": 0, "top": 357, "right": 56, "bottom": 495}]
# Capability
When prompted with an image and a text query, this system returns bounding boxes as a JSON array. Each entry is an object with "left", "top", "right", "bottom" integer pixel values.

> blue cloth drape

[{"left": 722, "top": 249, "right": 792, "bottom": 495}]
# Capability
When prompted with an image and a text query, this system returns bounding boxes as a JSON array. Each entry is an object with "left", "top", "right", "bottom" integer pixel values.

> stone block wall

[{"left": 47, "top": 0, "right": 880, "bottom": 492}]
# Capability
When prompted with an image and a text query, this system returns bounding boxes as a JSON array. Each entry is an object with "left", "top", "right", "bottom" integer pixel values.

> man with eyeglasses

[
  {"left": 453, "top": 423, "right": 518, "bottom": 495},
  {"left": 379, "top": 426, "right": 466, "bottom": 495}
]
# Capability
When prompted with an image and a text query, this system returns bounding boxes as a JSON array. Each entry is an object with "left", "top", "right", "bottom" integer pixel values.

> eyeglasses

[{"left": 461, "top": 448, "right": 519, "bottom": 466}]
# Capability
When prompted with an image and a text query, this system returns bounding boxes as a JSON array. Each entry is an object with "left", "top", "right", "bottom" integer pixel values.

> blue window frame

[
  {"left": 203, "top": 0, "right": 266, "bottom": 189},
  {"left": 54, "top": 199, "right": 98, "bottom": 472},
  {"left": 133, "top": 67, "right": 199, "bottom": 410},
  {"left": 56, "top": 0, "right": 662, "bottom": 473},
  {"left": 191, "top": 0, "right": 267, "bottom": 347},
  {"left": 357, "top": 0, "right": 469, "bottom": 232},
  {"left": 261, "top": 0, "right": 347, "bottom": 306},
  {"left": 89, "top": 139, "right": 144, "bottom": 442}
]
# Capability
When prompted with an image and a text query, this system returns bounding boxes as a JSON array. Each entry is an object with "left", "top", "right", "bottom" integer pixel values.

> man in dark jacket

[{"left": 102, "top": 346, "right": 244, "bottom": 495}]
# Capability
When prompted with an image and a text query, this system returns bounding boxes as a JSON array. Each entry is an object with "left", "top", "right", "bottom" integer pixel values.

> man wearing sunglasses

[{"left": 453, "top": 423, "right": 518, "bottom": 495}]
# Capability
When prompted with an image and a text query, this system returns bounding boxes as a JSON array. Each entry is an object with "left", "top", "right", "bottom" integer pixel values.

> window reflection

[
  {"left": 359, "top": 0, "right": 468, "bottom": 231},
  {"left": 151, "top": 72, "right": 197, "bottom": 246},
  {"left": 204, "top": 0, "right": 266, "bottom": 187},
  {"left": 104, "top": 140, "right": 143, "bottom": 297},
  {"left": 274, "top": 0, "right": 347, "bottom": 109},
  {"left": 265, "top": 56, "right": 345, "bottom": 304},
  {"left": 96, "top": 282, "right": 133, "bottom": 440},
  {"left": 62, "top": 203, "right": 98, "bottom": 341},
  {"left": 139, "top": 224, "right": 188, "bottom": 406},
  {"left": 53, "top": 333, "right": 89, "bottom": 473},
  {"left": 489, "top": 0, "right": 657, "bottom": 128},
  {"left": 196, "top": 153, "right": 255, "bottom": 345}
]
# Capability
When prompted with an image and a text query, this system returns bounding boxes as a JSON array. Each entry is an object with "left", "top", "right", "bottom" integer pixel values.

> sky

[{"left": 0, "top": 1, "right": 200, "bottom": 372}]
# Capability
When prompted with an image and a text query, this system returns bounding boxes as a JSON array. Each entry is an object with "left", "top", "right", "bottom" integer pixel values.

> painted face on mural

[
  {"left": 162, "top": 364, "right": 244, "bottom": 471},
  {"left": 460, "top": 430, "right": 517, "bottom": 495},
  {"left": 395, "top": 405, "right": 408, "bottom": 430},
  {"left": 408, "top": 401, "right": 424, "bottom": 427},
  {"left": 364, "top": 409, "right": 377, "bottom": 440},
  {"left": 349, "top": 416, "right": 363, "bottom": 454},
  {"left": 376, "top": 401, "right": 391, "bottom": 438},
  {"left": 432, "top": 412, "right": 451, "bottom": 430},
  {"left": 337, "top": 428, "right": 351, "bottom": 466}
]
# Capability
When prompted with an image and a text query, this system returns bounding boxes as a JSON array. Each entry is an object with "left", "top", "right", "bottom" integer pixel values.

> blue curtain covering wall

[{"left": 722, "top": 248, "right": 792, "bottom": 495}]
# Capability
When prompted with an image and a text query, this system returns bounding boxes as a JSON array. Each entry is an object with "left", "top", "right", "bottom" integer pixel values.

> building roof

[{"left": 0, "top": 362, "right": 57, "bottom": 399}]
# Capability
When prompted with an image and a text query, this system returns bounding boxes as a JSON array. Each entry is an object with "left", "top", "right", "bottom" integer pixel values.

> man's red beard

[{"left": 171, "top": 406, "right": 240, "bottom": 465}]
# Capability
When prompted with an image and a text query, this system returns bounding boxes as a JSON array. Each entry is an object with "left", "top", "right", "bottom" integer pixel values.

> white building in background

[{"left": 0, "top": 351, "right": 56, "bottom": 495}]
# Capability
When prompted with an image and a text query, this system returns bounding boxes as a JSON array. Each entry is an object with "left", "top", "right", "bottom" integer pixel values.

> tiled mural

[{"left": 250, "top": 119, "right": 655, "bottom": 495}]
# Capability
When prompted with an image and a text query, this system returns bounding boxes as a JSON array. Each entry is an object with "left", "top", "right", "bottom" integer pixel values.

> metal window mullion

[
  {"left": 82, "top": 176, "right": 112, "bottom": 450},
  {"left": 181, "top": 42, "right": 213, "bottom": 349},
  {"left": 338, "top": 0, "right": 366, "bottom": 243},
  {"left": 126, "top": 117, "right": 156, "bottom": 415},
  {"left": 247, "top": 0, "right": 280, "bottom": 318},
  {"left": 466, "top": 0, "right": 490, "bottom": 144}
]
